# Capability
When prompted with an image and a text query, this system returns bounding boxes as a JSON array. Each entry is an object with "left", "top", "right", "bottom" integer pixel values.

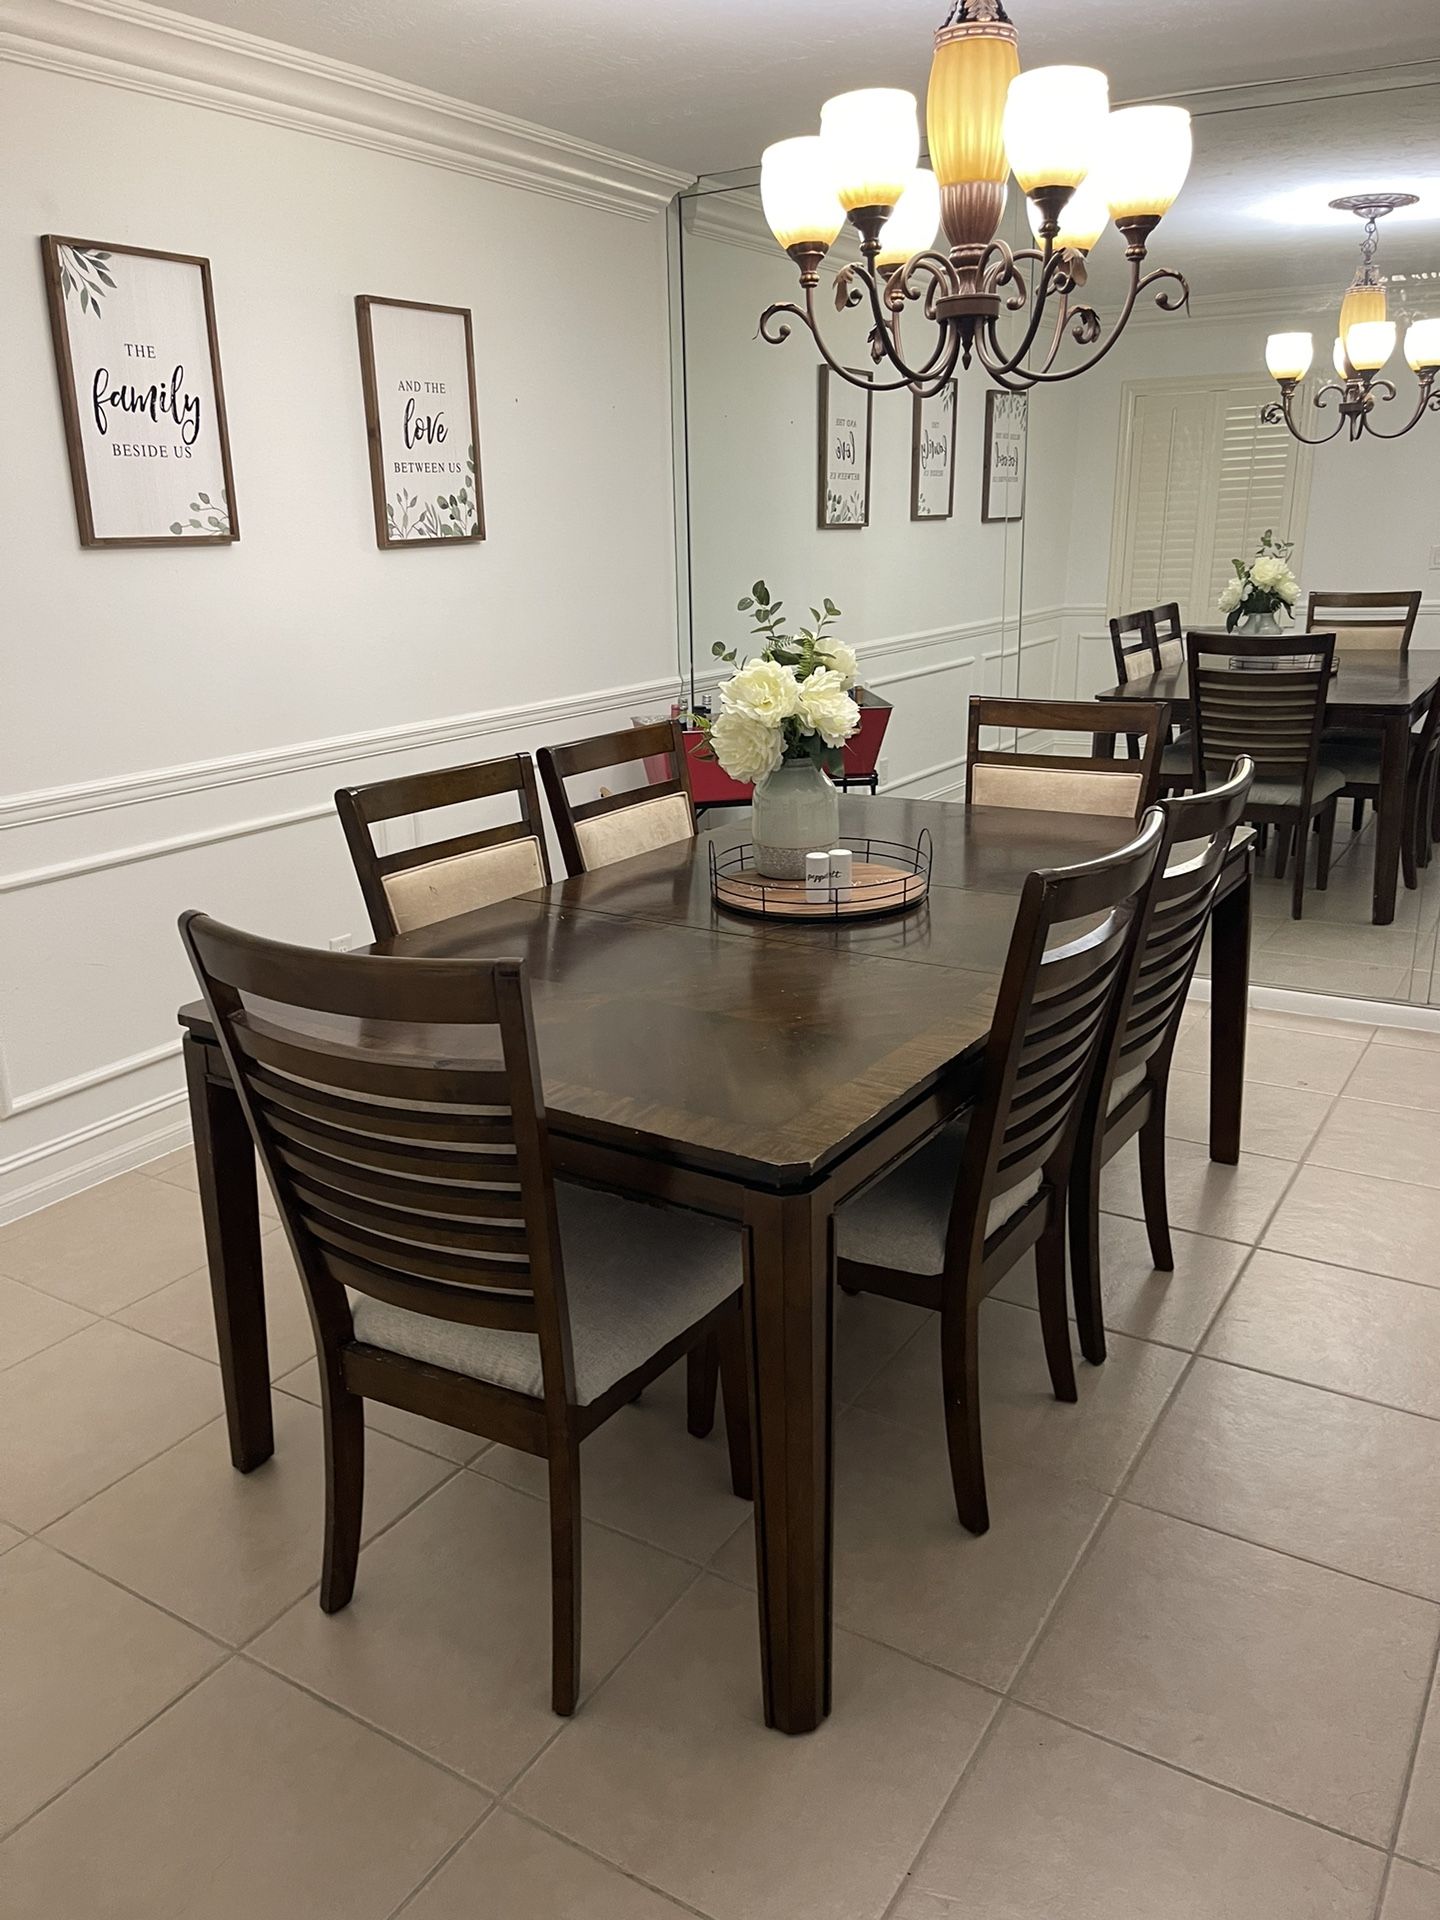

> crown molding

[
  {"left": 683, "top": 189, "right": 861, "bottom": 264},
  {"left": 0, "top": 0, "right": 693, "bottom": 220}
]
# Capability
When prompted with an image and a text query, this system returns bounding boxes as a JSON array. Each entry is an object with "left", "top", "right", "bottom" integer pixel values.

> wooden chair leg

[
  {"left": 1036, "top": 1217, "right": 1077, "bottom": 1404},
  {"left": 1137, "top": 1100, "right": 1174, "bottom": 1272},
  {"left": 716, "top": 1306, "right": 753, "bottom": 1501},
  {"left": 1352, "top": 797, "right": 1365, "bottom": 833},
  {"left": 686, "top": 1334, "right": 719, "bottom": 1439},
  {"left": 940, "top": 1292, "right": 988, "bottom": 1536},
  {"left": 319, "top": 1372, "right": 364, "bottom": 1614},
  {"left": 1272, "top": 822, "right": 1291, "bottom": 879},
  {"left": 1068, "top": 1131, "right": 1108, "bottom": 1367},
  {"left": 1316, "top": 800, "right": 1336, "bottom": 891},
  {"left": 1403, "top": 770, "right": 1421, "bottom": 891},
  {"left": 547, "top": 1438, "right": 582, "bottom": 1716},
  {"left": 1290, "top": 814, "right": 1307, "bottom": 919}
]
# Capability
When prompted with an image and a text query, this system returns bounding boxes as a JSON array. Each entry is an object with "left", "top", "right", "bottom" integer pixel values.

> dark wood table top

[
  {"left": 1099, "top": 648, "right": 1440, "bottom": 719},
  {"left": 179, "top": 796, "right": 1213, "bottom": 1194}
]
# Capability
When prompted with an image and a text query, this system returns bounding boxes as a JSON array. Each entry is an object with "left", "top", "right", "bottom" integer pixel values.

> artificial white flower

[
  {"left": 1249, "top": 554, "right": 1289, "bottom": 591},
  {"left": 720, "top": 657, "right": 800, "bottom": 728},
  {"left": 1276, "top": 575, "right": 1300, "bottom": 604},
  {"left": 710, "top": 708, "right": 784, "bottom": 786},
  {"left": 796, "top": 666, "right": 861, "bottom": 749},
  {"left": 814, "top": 637, "right": 859, "bottom": 689},
  {"left": 1218, "top": 579, "right": 1243, "bottom": 614}
]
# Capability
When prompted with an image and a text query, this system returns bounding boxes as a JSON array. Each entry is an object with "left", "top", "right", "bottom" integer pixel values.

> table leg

[
  {"left": 184, "top": 1034, "right": 273, "bottom": 1471},
  {"left": 1372, "top": 714, "right": 1409, "bottom": 926},
  {"left": 1208, "top": 854, "right": 1251, "bottom": 1165},
  {"left": 743, "top": 1187, "right": 833, "bottom": 1734}
]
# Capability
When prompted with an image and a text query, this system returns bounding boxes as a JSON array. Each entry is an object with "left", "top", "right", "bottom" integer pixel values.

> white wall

[{"left": 0, "top": 3, "right": 686, "bottom": 1218}]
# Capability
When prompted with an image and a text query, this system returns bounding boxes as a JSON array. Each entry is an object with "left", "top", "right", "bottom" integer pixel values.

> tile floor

[{"left": 4, "top": 1007, "right": 1440, "bottom": 1917}]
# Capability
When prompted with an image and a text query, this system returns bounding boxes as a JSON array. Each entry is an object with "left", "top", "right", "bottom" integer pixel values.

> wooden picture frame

[
  {"left": 41, "top": 235, "right": 239, "bottom": 549},
  {"left": 817, "top": 366, "right": 873, "bottom": 530},
  {"left": 981, "top": 388, "right": 1028, "bottom": 523},
  {"left": 356, "top": 295, "right": 485, "bottom": 549},
  {"left": 910, "top": 381, "right": 957, "bottom": 521}
]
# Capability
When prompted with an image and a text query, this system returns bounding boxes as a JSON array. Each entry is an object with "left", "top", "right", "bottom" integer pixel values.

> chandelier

[
  {"left": 1263, "top": 194, "right": 1440, "bottom": 444},
  {"left": 754, "top": 0, "right": 1194, "bottom": 397}
]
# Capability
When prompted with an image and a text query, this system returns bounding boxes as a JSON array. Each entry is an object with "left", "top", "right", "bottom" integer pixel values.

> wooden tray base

[{"left": 714, "top": 860, "right": 929, "bottom": 921}]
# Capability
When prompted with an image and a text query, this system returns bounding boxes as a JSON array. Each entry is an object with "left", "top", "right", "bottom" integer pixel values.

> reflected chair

[
  {"left": 966, "top": 696, "right": 1168, "bottom": 819},
  {"left": 1306, "top": 589, "right": 1421, "bottom": 654},
  {"left": 1149, "top": 601, "right": 1185, "bottom": 667},
  {"left": 834, "top": 809, "right": 1164, "bottom": 1534},
  {"left": 1187, "top": 632, "right": 1339, "bottom": 919},
  {"left": 180, "top": 918, "right": 750, "bottom": 1716},
  {"left": 336, "top": 754, "right": 550, "bottom": 941},
  {"left": 539, "top": 721, "right": 695, "bottom": 878},
  {"left": 1068, "top": 758, "right": 1254, "bottom": 1364},
  {"left": 1323, "top": 677, "right": 1440, "bottom": 890},
  {"left": 1108, "top": 609, "right": 1192, "bottom": 794}
]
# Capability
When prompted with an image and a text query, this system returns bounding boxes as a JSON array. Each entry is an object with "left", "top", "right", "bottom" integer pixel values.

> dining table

[
  {"left": 1097, "top": 644, "right": 1440, "bottom": 925},
  {"left": 177, "top": 793, "right": 1253, "bottom": 1736}
]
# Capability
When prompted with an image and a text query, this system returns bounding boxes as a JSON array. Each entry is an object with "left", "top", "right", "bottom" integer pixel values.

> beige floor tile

[
  {"left": 512, "top": 1575, "right": 996, "bottom": 1920},
  {"left": 0, "top": 1523, "right": 21, "bottom": 1555},
  {"left": 0, "top": 1540, "right": 221, "bottom": 1833},
  {"left": 402, "top": 1809, "right": 695, "bottom": 1920},
  {"left": 1308, "top": 1099, "right": 1440, "bottom": 1192},
  {"left": 1400, "top": 1670, "right": 1440, "bottom": 1870},
  {"left": 1347, "top": 1042, "right": 1440, "bottom": 1112},
  {"left": 0, "top": 1659, "right": 484, "bottom": 1919},
  {"left": 1245, "top": 1007, "right": 1377, "bottom": 1041},
  {"left": 1384, "top": 1861, "right": 1440, "bottom": 1919},
  {"left": 0, "top": 1322, "right": 220, "bottom": 1533},
  {"left": 252, "top": 1472, "right": 693, "bottom": 1792},
  {"left": 1249, "top": 952, "right": 1415, "bottom": 999},
  {"left": 1171, "top": 1020, "right": 1366, "bottom": 1094},
  {"left": 712, "top": 1406, "right": 1106, "bottom": 1689},
  {"left": 0, "top": 1273, "right": 94, "bottom": 1370},
  {"left": 1372, "top": 1024, "right": 1440, "bottom": 1053},
  {"left": 1129, "top": 1360, "right": 1440, "bottom": 1600},
  {"left": 993, "top": 1214, "right": 1248, "bottom": 1353},
  {"left": 1162, "top": 1069, "right": 1334, "bottom": 1161},
  {"left": 1204, "top": 1250, "right": 1440, "bottom": 1420},
  {"left": 833, "top": 1289, "right": 933, "bottom": 1403},
  {"left": 1259, "top": 920, "right": 1428, "bottom": 969},
  {"left": 1264, "top": 1166, "right": 1440, "bottom": 1288},
  {"left": 908, "top": 1705, "right": 1384, "bottom": 1920},
  {"left": 276, "top": 1356, "right": 491, "bottom": 1465},
  {"left": 1100, "top": 1136, "right": 1295, "bottom": 1245},
  {"left": 141, "top": 1145, "right": 278, "bottom": 1219},
  {"left": 44, "top": 1395, "right": 453, "bottom": 1644},
  {"left": 1017, "top": 1504, "right": 1438, "bottom": 1843},
  {"left": 856, "top": 1302, "right": 1185, "bottom": 1496},
  {"left": 116, "top": 1229, "right": 316, "bottom": 1381},
  {"left": 477, "top": 1360, "right": 751, "bottom": 1566},
  {"left": 0, "top": 1172, "right": 208, "bottom": 1313}
]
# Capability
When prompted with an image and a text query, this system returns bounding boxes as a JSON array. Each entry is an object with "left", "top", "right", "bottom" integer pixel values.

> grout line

[
  {"left": 877, "top": 1694, "right": 1016, "bottom": 1920},
  {"left": 1382, "top": 1618, "right": 1440, "bottom": 1863},
  {"left": 498, "top": 1806, "right": 720, "bottom": 1920},
  {"left": 1371, "top": 1856, "right": 1399, "bottom": 1920},
  {"left": 383, "top": 1803, "right": 500, "bottom": 1920}
]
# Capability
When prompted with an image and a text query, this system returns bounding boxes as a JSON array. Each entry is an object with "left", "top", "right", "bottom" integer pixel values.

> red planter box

[{"left": 666, "top": 690, "right": 892, "bottom": 806}]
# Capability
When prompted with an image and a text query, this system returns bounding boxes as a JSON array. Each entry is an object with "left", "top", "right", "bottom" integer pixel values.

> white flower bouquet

[
  {"left": 1218, "top": 529, "right": 1301, "bottom": 632},
  {"left": 703, "top": 581, "right": 861, "bottom": 786}
]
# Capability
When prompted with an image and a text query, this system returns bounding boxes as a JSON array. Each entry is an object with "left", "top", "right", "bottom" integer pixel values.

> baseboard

[
  {"left": 1187, "top": 977, "right": 1440, "bottom": 1035},
  {"left": 0, "top": 1090, "right": 190, "bottom": 1226}
]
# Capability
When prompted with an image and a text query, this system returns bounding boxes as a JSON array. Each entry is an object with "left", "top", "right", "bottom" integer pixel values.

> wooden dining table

[
  {"left": 1097, "top": 646, "right": 1440, "bottom": 925},
  {"left": 177, "top": 793, "right": 1253, "bottom": 1735}
]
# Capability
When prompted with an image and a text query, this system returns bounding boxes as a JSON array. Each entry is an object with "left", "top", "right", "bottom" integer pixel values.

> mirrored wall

[{"left": 674, "top": 63, "right": 1440, "bottom": 1006}]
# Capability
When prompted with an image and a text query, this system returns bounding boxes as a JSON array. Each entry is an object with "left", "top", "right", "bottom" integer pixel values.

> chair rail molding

[{"left": 0, "top": 0, "right": 693, "bottom": 219}]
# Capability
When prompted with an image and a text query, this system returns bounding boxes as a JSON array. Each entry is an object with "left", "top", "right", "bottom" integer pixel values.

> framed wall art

[
  {"left": 910, "top": 381, "right": 957, "bottom": 521},
  {"left": 41, "top": 236, "right": 238, "bottom": 548},
  {"left": 817, "top": 366, "right": 873, "bottom": 530},
  {"left": 981, "top": 389, "right": 1028, "bottom": 523},
  {"left": 356, "top": 296, "right": 484, "bottom": 548}
]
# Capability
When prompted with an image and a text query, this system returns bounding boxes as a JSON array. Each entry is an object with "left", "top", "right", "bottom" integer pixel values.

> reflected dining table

[
  {"left": 177, "top": 794, "right": 1253, "bottom": 1735},
  {"left": 1098, "top": 646, "right": 1440, "bottom": 926}
]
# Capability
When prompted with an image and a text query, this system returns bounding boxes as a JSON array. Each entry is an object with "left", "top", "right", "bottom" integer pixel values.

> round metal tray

[{"left": 708, "top": 832, "right": 932, "bottom": 922}]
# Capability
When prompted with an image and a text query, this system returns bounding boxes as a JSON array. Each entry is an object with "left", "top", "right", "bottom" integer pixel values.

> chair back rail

[
  {"left": 1149, "top": 601, "right": 1184, "bottom": 670},
  {"left": 1186, "top": 632, "right": 1336, "bottom": 792},
  {"left": 538, "top": 720, "right": 695, "bottom": 877},
  {"left": 966, "top": 696, "right": 1169, "bottom": 818},
  {"left": 1109, "top": 608, "right": 1160, "bottom": 685},
  {"left": 1305, "top": 589, "right": 1421, "bottom": 653}
]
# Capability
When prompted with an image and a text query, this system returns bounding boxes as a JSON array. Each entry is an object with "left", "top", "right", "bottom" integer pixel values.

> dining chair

[
  {"left": 1149, "top": 601, "right": 1185, "bottom": 668},
  {"left": 539, "top": 720, "right": 695, "bottom": 878},
  {"left": 335, "top": 754, "right": 551, "bottom": 941},
  {"left": 1068, "top": 758, "right": 1255, "bottom": 1364},
  {"left": 1186, "top": 631, "right": 1340, "bottom": 919},
  {"left": 1107, "top": 610, "right": 1192, "bottom": 794},
  {"left": 179, "top": 916, "right": 750, "bottom": 1717},
  {"left": 1323, "top": 676, "right": 1440, "bottom": 890},
  {"left": 1306, "top": 589, "right": 1422, "bottom": 653},
  {"left": 834, "top": 807, "right": 1165, "bottom": 1534},
  {"left": 966, "top": 696, "right": 1169, "bottom": 818}
]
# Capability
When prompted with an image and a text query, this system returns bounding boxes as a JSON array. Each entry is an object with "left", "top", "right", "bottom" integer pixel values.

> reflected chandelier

[
  {"left": 1263, "top": 193, "right": 1440, "bottom": 444},
  {"left": 754, "top": 0, "right": 1194, "bottom": 397}
]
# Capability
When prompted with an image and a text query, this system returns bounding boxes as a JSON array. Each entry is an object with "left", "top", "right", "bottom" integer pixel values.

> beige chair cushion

[
  {"left": 971, "top": 763, "right": 1141, "bottom": 817},
  {"left": 836, "top": 1122, "right": 1043, "bottom": 1277},
  {"left": 1107, "top": 1064, "right": 1147, "bottom": 1112},
  {"left": 574, "top": 793, "right": 694, "bottom": 871},
  {"left": 382, "top": 836, "right": 546, "bottom": 933},
  {"left": 1156, "top": 638, "right": 1183, "bottom": 671},
  {"left": 349, "top": 1182, "right": 741, "bottom": 1406},
  {"left": 1328, "top": 623, "right": 1411, "bottom": 650},
  {"left": 1120, "top": 649, "right": 1154, "bottom": 684}
]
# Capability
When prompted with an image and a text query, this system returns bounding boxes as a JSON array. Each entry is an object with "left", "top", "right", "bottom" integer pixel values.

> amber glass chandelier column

[{"left": 927, "top": 0, "right": 1020, "bottom": 251}]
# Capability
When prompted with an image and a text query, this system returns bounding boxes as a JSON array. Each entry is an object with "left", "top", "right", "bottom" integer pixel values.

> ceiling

[{"left": 161, "top": 0, "right": 1440, "bottom": 176}]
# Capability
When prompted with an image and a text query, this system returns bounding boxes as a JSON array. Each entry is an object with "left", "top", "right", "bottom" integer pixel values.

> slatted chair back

[
  {"left": 179, "top": 916, "right": 576, "bottom": 1405},
  {"left": 1305, "top": 589, "right": 1421, "bottom": 653},
  {"left": 1149, "top": 601, "right": 1185, "bottom": 671},
  {"left": 1108, "top": 608, "right": 1159, "bottom": 685},
  {"left": 335, "top": 754, "right": 551, "bottom": 940},
  {"left": 538, "top": 720, "right": 695, "bottom": 878},
  {"left": 943, "top": 809, "right": 1165, "bottom": 1267},
  {"left": 965, "top": 696, "right": 1168, "bottom": 819},
  {"left": 1186, "top": 632, "right": 1335, "bottom": 794}
]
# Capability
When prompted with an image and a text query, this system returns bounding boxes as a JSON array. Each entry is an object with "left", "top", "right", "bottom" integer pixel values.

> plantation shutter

[
  {"left": 1205, "top": 386, "right": 1308, "bottom": 615},
  {"left": 1115, "top": 387, "right": 1212, "bottom": 616}
]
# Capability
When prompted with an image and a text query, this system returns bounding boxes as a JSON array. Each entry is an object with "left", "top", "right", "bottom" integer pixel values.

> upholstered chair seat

[{"left": 837, "top": 1123, "right": 1042, "bottom": 1276}]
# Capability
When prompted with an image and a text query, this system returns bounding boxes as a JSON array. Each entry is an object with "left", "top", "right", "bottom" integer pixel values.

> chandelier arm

[
  {"left": 980, "top": 247, "right": 1080, "bottom": 377},
  {"left": 985, "top": 261, "right": 1189, "bottom": 387},
  {"left": 1354, "top": 377, "right": 1440, "bottom": 441},
  {"left": 1259, "top": 384, "right": 1347, "bottom": 446},
  {"left": 755, "top": 293, "right": 944, "bottom": 394}
]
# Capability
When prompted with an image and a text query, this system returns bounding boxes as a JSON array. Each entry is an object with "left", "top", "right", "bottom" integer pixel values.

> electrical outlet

[{"left": 1429, "top": 544, "right": 1440, "bottom": 570}]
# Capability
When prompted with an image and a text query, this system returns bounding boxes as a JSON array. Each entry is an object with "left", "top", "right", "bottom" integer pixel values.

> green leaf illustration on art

[
  {"left": 386, "top": 442, "right": 479, "bottom": 540},
  {"left": 169, "top": 486, "right": 230, "bottom": 537},
  {"left": 58, "top": 246, "right": 114, "bottom": 317}
]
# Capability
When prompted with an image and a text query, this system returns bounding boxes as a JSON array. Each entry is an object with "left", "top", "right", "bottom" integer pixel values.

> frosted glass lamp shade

[
  {"left": 927, "top": 27, "right": 1018, "bottom": 190},
  {"left": 1266, "top": 332, "right": 1314, "bottom": 381},
  {"left": 1002, "top": 66, "right": 1110, "bottom": 193},
  {"left": 1405, "top": 317, "right": 1440, "bottom": 370},
  {"left": 1332, "top": 336, "right": 1350, "bottom": 377},
  {"left": 819, "top": 89, "right": 919, "bottom": 212},
  {"left": 1026, "top": 171, "right": 1109, "bottom": 251},
  {"left": 876, "top": 168, "right": 941, "bottom": 266},
  {"left": 1103, "top": 105, "right": 1192, "bottom": 219},
  {"left": 1346, "top": 320, "right": 1396, "bottom": 372},
  {"left": 1339, "top": 280, "right": 1386, "bottom": 345},
  {"left": 760, "top": 137, "right": 845, "bottom": 251}
]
